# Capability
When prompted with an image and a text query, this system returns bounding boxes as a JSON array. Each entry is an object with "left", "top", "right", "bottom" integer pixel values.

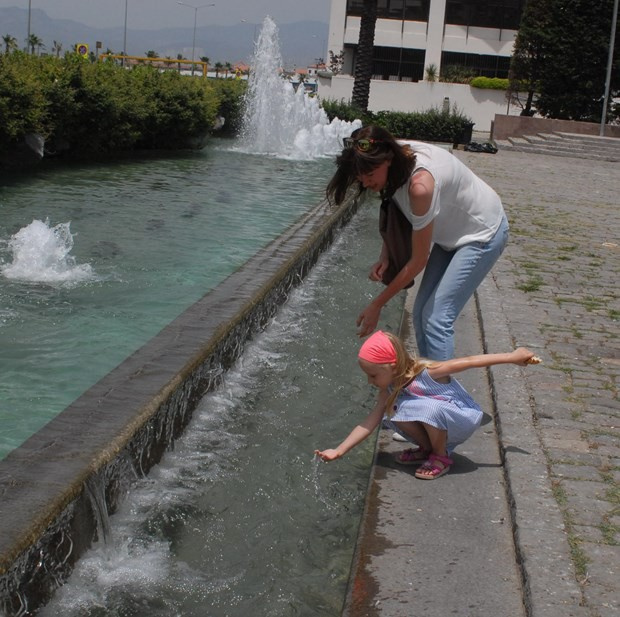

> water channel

[
  {"left": 0, "top": 16, "right": 402, "bottom": 615},
  {"left": 0, "top": 145, "right": 403, "bottom": 615}
]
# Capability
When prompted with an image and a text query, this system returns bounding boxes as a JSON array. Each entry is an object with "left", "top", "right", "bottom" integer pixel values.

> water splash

[
  {"left": 239, "top": 16, "right": 361, "bottom": 159},
  {"left": 1, "top": 219, "right": 96, "bottom": 286}
]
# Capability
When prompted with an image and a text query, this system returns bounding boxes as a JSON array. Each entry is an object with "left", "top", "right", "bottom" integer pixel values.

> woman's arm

[
  {"left": 427, "top": 348, "right": 541, "bottom": 380},
  {"left": 369, "top": 240, "right": 390, "bottom": 282},
  {"left": 314, "top": 390, "right": 388, "bottom": 462},
  {"left": 356, "top": 173, "right": 435, "bottom": 336}
]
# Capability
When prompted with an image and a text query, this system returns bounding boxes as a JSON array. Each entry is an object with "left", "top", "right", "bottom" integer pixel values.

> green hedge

[
  {"left": 0, "top": 52, "right": 226, "bottom": 158},
  {"left": 469, "top": 76, "right": 509, "bottom": 90},
  {"left": 320, "top": 98, "right": 474, "bottom": 144}
]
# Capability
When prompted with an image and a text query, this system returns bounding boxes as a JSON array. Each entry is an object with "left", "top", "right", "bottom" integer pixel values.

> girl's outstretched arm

[
  {"left": 315, "top": 390, "right": 388, "bottom": 462},
  {"left": 427, "top": 347, "right": 541, "bottom": 381}
]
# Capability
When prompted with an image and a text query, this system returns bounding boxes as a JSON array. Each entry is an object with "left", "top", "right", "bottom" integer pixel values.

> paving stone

[{"left": 551, "top": 464, "right": 602, "bottom": 482}]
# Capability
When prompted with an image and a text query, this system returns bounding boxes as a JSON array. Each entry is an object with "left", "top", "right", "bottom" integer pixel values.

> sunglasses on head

[{"left": 342, "top": 137, "right": 383, "bottom": 152}]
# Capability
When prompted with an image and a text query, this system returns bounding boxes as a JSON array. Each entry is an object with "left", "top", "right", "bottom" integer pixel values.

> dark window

[
  {"left": 445, "top": 0, "right": 524, "bottom": 30},
  {"left": 352, "top": 44, "right": 425, "bottom": 81},
  {"left": 441, "top": 50, "right": 512, "bottom": 78},
  {"left": 347, "top": 0, "right": 430, "bottom": 22}
]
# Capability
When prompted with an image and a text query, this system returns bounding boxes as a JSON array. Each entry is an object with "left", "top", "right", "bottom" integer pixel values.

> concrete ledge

[{"left": 0, "top": 196, "right": 358, "bottom": 616}]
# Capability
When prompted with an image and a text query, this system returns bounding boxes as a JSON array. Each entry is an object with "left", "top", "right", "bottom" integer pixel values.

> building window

[
  {"left": 346, "top": 0, "right": 430, "bottom": 22},
  {"left": 441, "top": 50, "right": 512, "bottom": 78},
  {"left": 350, "top": 44, "right": 425, "bottom": 81},
  {"left": 445, "top": 0, "right": 524, "bottom": 30}
]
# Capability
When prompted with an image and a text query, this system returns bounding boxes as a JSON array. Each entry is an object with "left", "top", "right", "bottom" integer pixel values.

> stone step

[
  {"left": 518, "top": 135, "right": 620, "bottom": 156},
  {"left": 496, "top": 132, "right": 620, "bottom": 162},
  {"left": 495, "top": 138, "right": 620, "bottom": 162}
]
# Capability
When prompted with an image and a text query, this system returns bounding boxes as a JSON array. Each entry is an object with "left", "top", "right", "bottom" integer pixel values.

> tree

[
  {"left": 351, "top": 0, "right": 378, "bottom": 111},
  {"left": 2, "top": 34, "right": 18, "bottom": 54},
  {"left": 145, "top": 50, "right": 159, "bottom": 58},
  {"left": 328, "top": 49, "right": 345, "bottom": 75},
  {"left": 27, "top": 34, "right": 44, "bottom": 55},
  {"left": 52, "top": 40, "right": 63, "bottom": 58},
  {"left": 535, "top": 0, "right": 619, "bottom": 121},
  {"left": 507, "top": 0, "right": 552, "bottom": 116},
  {"left": 214, "top": 61, "right": 223, "bottom": 77}
]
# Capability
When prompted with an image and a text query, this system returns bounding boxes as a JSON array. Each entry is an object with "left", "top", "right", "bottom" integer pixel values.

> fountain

[
  {"left": 0, "top": 17, "right": 373, "bottom": 617},
  {"left": 240, "top": 16, "right": 361, "bottom": 159}
]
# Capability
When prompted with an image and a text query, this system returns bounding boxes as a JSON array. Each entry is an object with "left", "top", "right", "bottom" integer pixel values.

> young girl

[{"left": 315, "top": 330, "right": 540, "bottom": 480}]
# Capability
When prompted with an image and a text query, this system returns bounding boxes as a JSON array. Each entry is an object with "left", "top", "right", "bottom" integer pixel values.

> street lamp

[
  {"left": 178, "top": 2, "right": 216, "bottom": 76},
  {"left": 600, "top": 0, "right": 618, "bottom": 136},
  {"left": 26, "top": 0, "right": 32, "bottom": 52},
  {"left": 123, "top": 0, "right": 129, "bottom": 66}
]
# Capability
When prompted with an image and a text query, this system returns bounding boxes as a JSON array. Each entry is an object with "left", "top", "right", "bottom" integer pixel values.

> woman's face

[{"left": 357, "top": 160, "right": 390, "bottom": 193}]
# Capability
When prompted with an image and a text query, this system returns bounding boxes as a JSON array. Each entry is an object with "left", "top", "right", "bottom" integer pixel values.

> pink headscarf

[{"left": 358, "top": 330, "right": 397, "bottom": 364}]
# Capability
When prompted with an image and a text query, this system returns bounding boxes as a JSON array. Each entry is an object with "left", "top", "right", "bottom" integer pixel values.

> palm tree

[
  {"left": 351, "top": 0, "right": 378, "bottom": 112},
  {"left": 224, "top": 61, "right": 233, "bottom": 78},
  {"left": 52, "top": 40, "right": 63, "bottom": 58},
  {"left": 2, "top": 34, "right": 18, "bottom": 54},
  {"left": 214, "top": 61, "right": 223, "bottom": 78},
  {"left": 27, "top": 33, "right": 43, "bottom": 55}
]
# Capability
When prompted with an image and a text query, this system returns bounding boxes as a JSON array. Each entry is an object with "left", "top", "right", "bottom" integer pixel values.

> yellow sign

[{"left": 76, "top": 43, "right": 89, "bottom": 58}]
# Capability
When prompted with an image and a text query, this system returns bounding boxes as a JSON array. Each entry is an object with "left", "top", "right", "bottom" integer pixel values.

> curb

[{"left": 477, "top": 274, "right": 587, "bottom": 617}]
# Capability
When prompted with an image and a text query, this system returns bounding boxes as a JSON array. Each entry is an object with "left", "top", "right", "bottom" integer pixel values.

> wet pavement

[{"left": 344, "top": 148, "right": 619, "bottom": 617}]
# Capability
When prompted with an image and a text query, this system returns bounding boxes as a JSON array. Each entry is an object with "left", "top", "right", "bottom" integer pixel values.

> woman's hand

[
  {"left": 369, "top": 259, "right": 388, "bottom": 282},
  {"left": 314, "top": 449, "right": 341, "bottom": 462},
  {"left": 357, "top": 303, "right": 381, "bottom": 337}
]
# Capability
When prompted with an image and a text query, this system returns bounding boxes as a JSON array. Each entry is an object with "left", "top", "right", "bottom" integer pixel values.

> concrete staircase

[{"left": 495, "top": 131, "right": 620, "bottom": 162}]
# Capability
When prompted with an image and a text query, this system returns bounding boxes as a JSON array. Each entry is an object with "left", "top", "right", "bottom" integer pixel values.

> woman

[{"left": 326, "top": 125, "right": 509, "bottom": 361}]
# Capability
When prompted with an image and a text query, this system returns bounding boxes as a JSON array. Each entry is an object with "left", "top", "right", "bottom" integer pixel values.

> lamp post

[
  {"left": 600, "top": 0, "right": 618, "bottom": 136},
  {"left": 122, "top": 0, "right": 129, "bottom": 66},
  {"left": 26, "top": 0, "right": 32, "bottom": 52},
  {"left": 178, "top": 2, "right": 216, "bottom": 76}
]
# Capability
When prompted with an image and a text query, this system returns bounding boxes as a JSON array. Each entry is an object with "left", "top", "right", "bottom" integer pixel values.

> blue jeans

[{"left": 413, "top": 215, "right": 509, "bottom": 361}]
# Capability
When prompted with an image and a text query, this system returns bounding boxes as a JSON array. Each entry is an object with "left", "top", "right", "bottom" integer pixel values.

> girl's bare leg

[{"left": 393, "top": 421, "right": 431, "bottom": 451}]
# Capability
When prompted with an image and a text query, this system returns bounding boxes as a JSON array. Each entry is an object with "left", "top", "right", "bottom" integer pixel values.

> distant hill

[{"left": 0, "top": 7, "right": 328, "bottom": 68}]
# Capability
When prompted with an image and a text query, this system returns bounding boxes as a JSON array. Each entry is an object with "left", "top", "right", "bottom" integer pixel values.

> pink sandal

[
  {"left": 395, "top": 448, "right": 429, "bottom": 466},
  {"left": 415, "top": 453, "right": 453, "bottom": 480}
]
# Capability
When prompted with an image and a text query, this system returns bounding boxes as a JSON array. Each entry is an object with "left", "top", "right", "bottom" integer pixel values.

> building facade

[
  {"left": 319, "top": 0, "right": 526, "bottom": 131},
  {"left": 328, "top": 0, "right": 524, "bottom": 82}
]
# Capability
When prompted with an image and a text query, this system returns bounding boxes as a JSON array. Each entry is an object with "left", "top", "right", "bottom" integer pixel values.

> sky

[{"left": 0, "top": 0, "right": 332, "bottom": 30}]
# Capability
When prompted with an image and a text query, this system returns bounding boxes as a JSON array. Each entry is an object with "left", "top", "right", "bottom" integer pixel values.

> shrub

[
  {"left": 470, "top": 76, "right": 509, "bottom": 90},
  {"left": 319, "top": 98, "right": 374, "bottom": 124},
  {"left": 0, "top": 53, "right": 224, "bottom": 160},
  {"left": 439, "top": 65, "right": 476, "bottom": 84},
  {"left": 319, "top": 99, "right": 474, "bottom": 144},
  {"left": 0, "top": 52, "right": 49, "bottom": 148},
  {"left": 209, "top": 77, "right": 247, "bottom": 135}
]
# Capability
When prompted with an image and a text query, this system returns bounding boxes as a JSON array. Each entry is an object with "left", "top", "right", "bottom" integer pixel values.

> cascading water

[{"left": 240, "top": 16, "right": 361, "bottom": 159}]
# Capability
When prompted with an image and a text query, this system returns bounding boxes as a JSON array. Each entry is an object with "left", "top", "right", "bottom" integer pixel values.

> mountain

[{"left": 0, "top": 7, "right": 328, "bottom": 67}]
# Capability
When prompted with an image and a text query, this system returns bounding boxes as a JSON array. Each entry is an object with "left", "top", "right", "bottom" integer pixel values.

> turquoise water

[
  {"left": 37, "top": 199, "right": 403, "bottom": 617},
  {"left": 0, "top": 145, "right": 334, "bottom": 459}
]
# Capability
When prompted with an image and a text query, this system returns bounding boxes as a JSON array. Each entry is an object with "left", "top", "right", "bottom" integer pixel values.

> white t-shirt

[{"left": 392, "top": 140, "right": 505, "bottom": 250}]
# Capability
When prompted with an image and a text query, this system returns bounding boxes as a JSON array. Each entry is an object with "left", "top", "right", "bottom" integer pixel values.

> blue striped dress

[{"left": 384, "top": 369, "right": 483, "bottom": 454}]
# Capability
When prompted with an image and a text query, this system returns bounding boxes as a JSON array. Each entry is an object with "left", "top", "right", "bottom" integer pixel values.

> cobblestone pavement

[{"left": 460, "top": 148, "right": 620, "bottom": 617}]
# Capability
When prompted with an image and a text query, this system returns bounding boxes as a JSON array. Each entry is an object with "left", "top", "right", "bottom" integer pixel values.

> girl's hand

[
  {"left": 512, "top": 347, "right": 542, "bottom": 366},
  {"left": 314, "top": 449, "right": 341, "bottom": 462},
  {"left": 357, "top": 303, "right": 381, "bottom": 337},
  {"left": 369, "top": 259, "right": 388, "bottom": 282}
]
